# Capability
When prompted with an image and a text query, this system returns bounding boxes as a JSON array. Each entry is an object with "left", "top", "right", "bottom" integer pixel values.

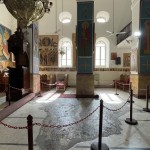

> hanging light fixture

[
  {"left": 58, "top": 0, "right": 65, "bottom": 56},
  {"left": 0, "top": 0, "right": 53, "bottom": 28},
  {"left": 59, "top": 47, "right": 65, "bottom": 55}
]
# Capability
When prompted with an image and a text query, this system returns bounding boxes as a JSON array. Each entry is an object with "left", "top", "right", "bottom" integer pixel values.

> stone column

[
  {"left": 25, "top": 22, "right": 40, "bottom": 94},
  {"left": 76, "top": 0, "right": 94, "bottom": 97},
  {"left": 130, "top": 0, "right": 150, "bottom": 97}
]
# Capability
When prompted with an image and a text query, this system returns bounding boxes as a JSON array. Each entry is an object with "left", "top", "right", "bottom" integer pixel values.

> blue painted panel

[
  {"left": 77, "top": 56, "right": 93, "bottom": 73},
  {"left": 140, "top": 56, "right": 150, "bottom": 74},
  {"left": 77, "top": 1, "right": 94, "bottom": 21},
  {"left": 140, "top": 0, "right": 150, "bottom": 19}
]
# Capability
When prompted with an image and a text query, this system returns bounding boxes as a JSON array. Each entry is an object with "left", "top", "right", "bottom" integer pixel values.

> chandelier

[
  {"left": 0, "top": 0, "right": 53, "bottom": 28},
  {"left": 59, "top": 47, "right": 65, "bottom": 56}
]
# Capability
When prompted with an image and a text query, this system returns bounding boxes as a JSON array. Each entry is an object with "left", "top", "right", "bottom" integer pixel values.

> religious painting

[
  {"left": 32, "top": 23, "right": 39, "bottom": 73},
  {"left": 139, "top": 0, "right": 150, "bottom": 55},
  {"left": 111, "top": 52, "right": 117, "bottom": 60},
  {"left": 131, "top": 49, "right": 138, "bottom": 73},
  {"left": 39, "top": 35, "right": 58, "bottom": 66},
  {"left": 140, "top": 19, "right": 150, "bottom": 55},
  {"left": 77, "top": 21, "right": 93, "bottom": 56},
  {"left": 123, "top": 53, "right": 130, "bottom": 67},
  {"left": 0, "top": 24, "right": 11, "bottom": 61}
]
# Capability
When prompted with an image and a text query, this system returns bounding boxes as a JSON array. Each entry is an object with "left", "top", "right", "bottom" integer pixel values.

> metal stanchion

[
  {"left": 127, "top": 82, "right": 134, "bottom": 103},
  {"left": 125, "top": 89, "right": 138, "bottom": 125},
  {"left": 129, "top": 82, "right": 132, "bottom": 92},
  {"left": 91, "top": 100, "right": 109, "bottom": 150},
  {"left": 27, "top": 115, "right": 33, "bottom": 150},
  {"left": 114, "top": 80, "right": 119, "bottom": 95},
  {"left": 37, "top": 91, "right": 42, "bottom": 97},
  {"left": 143, "top": 85, "right": 150, "bottom": 112}
]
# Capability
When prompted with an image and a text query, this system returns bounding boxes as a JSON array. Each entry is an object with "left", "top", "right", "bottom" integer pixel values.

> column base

[{"left": 91, "top": 142, "right": 109, "bottom": 150}]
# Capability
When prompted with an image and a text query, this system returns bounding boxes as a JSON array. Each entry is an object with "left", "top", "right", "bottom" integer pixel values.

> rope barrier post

[
  {"left": 143, "top": 85, "right": 150, "bottom": 112},
  {"left": 114, "top": 80, "right": 119, "bottom": 95},
  {"left": 127, "top": 83, "right": 134, "bottom": 103},
  {"left": 91, "top": 100, "right": 109, "bottom": 150},
  {"left": 27, "top": 115, "right": 33, "bottom": 150},
  {"left": 8, "top": 84, "right": 11, "bottom": 106},
  {"left": 125, "top": 89, "right": 138, "bottom": 125}
]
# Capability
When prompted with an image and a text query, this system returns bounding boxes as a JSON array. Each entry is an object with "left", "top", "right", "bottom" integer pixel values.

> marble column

[{"left": 24, "top": 23, "right": 41, "bottom": 94}]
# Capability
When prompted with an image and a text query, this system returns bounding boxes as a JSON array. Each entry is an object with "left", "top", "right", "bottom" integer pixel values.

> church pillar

[
  {"left": 131, "top": 0, "right": 150, "bottom": 97},
  {"left": 24, "top": 23, "right": 40, "bottom": 94},
  {"left": 76, "top": 0, "right": 94, "bottom": 97}
]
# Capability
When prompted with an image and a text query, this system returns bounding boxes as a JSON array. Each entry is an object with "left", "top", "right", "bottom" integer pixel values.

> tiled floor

[{"left": 0, "top": 87, "right": 150, "bottom": 150}]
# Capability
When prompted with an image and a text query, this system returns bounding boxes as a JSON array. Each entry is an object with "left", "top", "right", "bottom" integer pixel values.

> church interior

[{"left": 0, "top": 0, "right": 150, "bottom": 149}]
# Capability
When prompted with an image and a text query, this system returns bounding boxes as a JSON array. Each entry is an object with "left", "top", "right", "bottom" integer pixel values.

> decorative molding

[{"left": 39, "top": 67, "right": 130, "bottom": 72}]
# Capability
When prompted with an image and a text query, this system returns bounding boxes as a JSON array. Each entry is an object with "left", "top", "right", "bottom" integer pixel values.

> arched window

[
  {"left": 95, "top": 37, "right": 110, "bottom": 68},
  {"left": 58, "top": 38, "right": 72, "bottom": 67}
]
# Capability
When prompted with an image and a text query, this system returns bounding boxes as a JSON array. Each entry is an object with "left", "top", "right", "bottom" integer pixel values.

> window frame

[
  {"left": 95, "top": 37, "right": 110, "bottom": 68},
  {"left": 95, "top": 41, "right": 106, "bottom": 68}
]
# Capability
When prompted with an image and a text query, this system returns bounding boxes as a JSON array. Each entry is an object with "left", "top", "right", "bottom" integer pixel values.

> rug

[{"left": 59, "top": 94, "right": 76, "bottom": 98}]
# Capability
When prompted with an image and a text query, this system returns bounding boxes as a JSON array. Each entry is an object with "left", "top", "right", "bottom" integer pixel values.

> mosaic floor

[{"left": 0, "top": 88, "right": 150, "bottom": 150}]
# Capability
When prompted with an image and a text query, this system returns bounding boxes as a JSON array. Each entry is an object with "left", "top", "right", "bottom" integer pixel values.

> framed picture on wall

[
  {"left": 123, "top": 53, "right": 130, "bottom": 67},
  {"left": 39, "top": 35, "right": 58, "bottom": 66},
  {"left": 111, "top": 52, "right": 117, "bottom": 60}
]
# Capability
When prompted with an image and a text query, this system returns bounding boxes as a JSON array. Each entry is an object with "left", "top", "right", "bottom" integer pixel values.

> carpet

[{"left": 59, "top": 94, "right": 76, "bottom": 98}]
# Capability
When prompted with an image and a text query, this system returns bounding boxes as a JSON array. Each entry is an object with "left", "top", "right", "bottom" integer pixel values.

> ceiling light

[
  {"left": 59, "top": 11, "right": 72, "bottom": 24},
  {"left": 96, "top": 11, "right": 110, "bottom": 24},
  {"left": 134, "top": 31, "right": 141, "bottom": 37},
  {"left": 62, "top": 18, "right": 71, "bottom": 24},
  {"left": 97, "top": 17, "right": 106, "bottom": 23}
]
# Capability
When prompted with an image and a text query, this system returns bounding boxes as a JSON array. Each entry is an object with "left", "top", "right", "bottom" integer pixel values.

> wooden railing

[{"left": 116, "top": 22, "right": 132, "bottom": 45}]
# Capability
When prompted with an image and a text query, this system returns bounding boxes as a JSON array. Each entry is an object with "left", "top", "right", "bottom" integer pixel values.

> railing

[{"left": 116, "top": 22, "right": 132, "bottom": 45}]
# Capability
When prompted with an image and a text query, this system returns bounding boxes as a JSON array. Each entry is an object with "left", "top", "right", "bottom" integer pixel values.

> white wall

[
  {"left": 0, "top": 4, "right": 17, "bottom": 33},
  {"left": 39, "top": 70, "right": 130, "bottom": 86}
]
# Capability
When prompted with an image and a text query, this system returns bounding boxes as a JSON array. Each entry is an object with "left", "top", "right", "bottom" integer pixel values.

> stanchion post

[
  {"left": 127, "top": 83, "right": 134, "bottom": 103},
  {"left": 98, "top": 100, "right": 103, "bottom": 149},
  {"left": 91, "top": 100, "right": 109, "bottom": 150},
  {"left": 27, "top": 115, "right": 33, "bottom": 150},
  {"left": 114, "top": 80, "right": 119, "bottom": 95},
  {"left": 143, "top": 85, "right": 150, "bottom": 112},
  {"left": 125, "top": 89, "right": 138, "bottom": 125}
]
